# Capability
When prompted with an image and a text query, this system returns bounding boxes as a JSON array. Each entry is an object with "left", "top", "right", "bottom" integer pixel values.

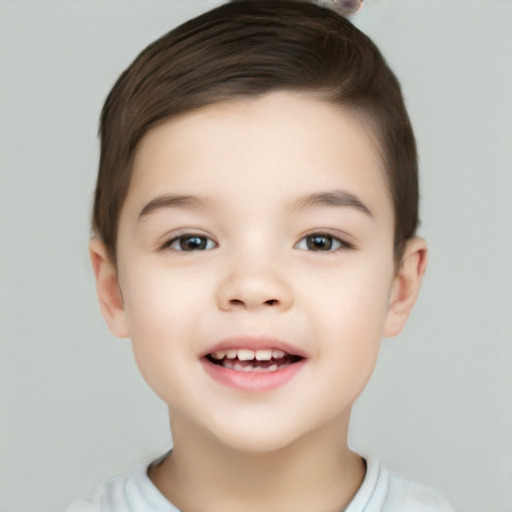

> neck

[{"left": 149, "top": 412, "right": 365, "bottom": 512}]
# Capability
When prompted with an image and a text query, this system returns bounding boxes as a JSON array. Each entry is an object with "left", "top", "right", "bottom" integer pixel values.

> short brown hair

[{"left": 93, "top": 0, "right": 418, "bottom": 264}]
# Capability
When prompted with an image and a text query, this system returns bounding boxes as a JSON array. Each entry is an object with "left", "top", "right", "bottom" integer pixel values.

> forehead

[{"left": 125, "top": 92, "right": 392, "bottom": 221}]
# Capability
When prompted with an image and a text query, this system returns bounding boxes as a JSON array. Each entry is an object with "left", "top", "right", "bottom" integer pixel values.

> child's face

[{"left": 100, "top": 92, "right": 417, "bottom": 452}]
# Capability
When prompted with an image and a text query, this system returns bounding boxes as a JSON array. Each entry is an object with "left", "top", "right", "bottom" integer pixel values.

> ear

[
  {"left": 383, "top": 237, "right": 428, "bottom": 338},
  {"left": 89, "top": 237, "right": 130, "bottom": 338}
]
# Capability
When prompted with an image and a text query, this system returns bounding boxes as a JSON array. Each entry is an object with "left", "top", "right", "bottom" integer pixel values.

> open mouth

[{"left": 205, "top": 348, "right": 304, "bottom": 373}]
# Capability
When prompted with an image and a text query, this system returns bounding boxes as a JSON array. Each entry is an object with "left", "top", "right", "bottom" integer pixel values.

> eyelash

[
  {"left": 163, "top": 233, "right": 217, "bottom": 252},
  {"left": 162, "top": 232, "right": 352, "bottom": 253},
  {"left": 294, "top": 233, "right": 352, "bottom": 252}
]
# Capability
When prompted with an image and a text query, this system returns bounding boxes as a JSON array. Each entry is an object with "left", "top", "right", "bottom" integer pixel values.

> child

[{"left": 69, "top": 1, "right": 454, "bottom": 510}]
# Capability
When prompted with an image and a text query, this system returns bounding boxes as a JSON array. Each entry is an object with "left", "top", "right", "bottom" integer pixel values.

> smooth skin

[{"left": 90, "top": 92, "right": 427, "bottom": 512}]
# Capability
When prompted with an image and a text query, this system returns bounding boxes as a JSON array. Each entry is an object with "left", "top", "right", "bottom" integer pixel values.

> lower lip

[{"left": 202, "top": 358, "right": 306, "bottom": 392}]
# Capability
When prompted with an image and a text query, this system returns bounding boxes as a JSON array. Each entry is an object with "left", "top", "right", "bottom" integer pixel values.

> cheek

[
  {"left": 119, "top": 264, "right": 208, "bottom": 400},
  {"left": 303, "top": 256, "right": 392, "bottom": 337},
  {"left": 122, "top": 258, "right": 210, "bottom": 331},
  {"left": 302, "top": 260, "right": 392, "bottom": 392},
  {"left": 322, "top": 290, "right": 385, "bottom": 373},
  {"left": 314, "top": 300, "right": 384, "bottom": 417}
]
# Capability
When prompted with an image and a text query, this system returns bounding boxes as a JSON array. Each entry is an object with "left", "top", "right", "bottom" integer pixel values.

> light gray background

[{"left": 1, "top": 1, "right": 511, "bottom": 511}]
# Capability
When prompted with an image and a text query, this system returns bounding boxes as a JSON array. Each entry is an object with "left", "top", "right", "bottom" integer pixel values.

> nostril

[{"left": 228, "top": 298, "right": 279, "bottom": 307}]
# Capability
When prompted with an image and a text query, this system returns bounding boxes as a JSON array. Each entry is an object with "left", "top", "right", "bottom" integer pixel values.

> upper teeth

[{"left": 211, "top": 349, "right": 286, "bottom": 361}]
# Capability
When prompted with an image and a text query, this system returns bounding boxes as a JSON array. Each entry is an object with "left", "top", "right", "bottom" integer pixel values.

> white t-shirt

[{"left": 67, "top": 456, "right": 454, "bottom": 512}]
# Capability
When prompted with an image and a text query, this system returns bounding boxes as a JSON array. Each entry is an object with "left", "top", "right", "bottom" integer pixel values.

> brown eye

[
  {"left": 306, "top": 234, "right": 334, "bottom": 251},
  {"left": 294, "top": 233, "right": 346, "bottom": 252},
  {"left": 167, "top": 235, "right": 216, "bottom": 251}
]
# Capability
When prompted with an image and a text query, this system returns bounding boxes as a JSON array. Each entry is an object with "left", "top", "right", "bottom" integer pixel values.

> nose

[{"left": 216, "top": 255, "right": 293, "bottom": 312}]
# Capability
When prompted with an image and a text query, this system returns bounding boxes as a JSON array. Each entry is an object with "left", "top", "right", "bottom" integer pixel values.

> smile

[
  {"left": 206, "top": 348, "right": 303, "bottom": 372},
  {"left": 202, "top": 341, "right": 307, "bottom": 392}
]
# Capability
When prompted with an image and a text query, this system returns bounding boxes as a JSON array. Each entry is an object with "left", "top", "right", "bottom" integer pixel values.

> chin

[
  {"left": 204, "top": 414, "right": 313, "bottom": 455},
  {"left": 217, "top": 431, "right": 301, "bottom": 455}
]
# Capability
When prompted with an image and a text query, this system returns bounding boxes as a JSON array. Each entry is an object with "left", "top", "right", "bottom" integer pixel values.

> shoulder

[
  {"left": 383, "top": 471, "right": 454, "bottom": 512},
  {"left": 345, "top": 457, "right": 454, "bottom": 512},
  {"left": 65, "top": 472, "right": 130, "bottom": 512},
  {"left": 66, "top": 459, "right": 178, "bottom": 512}
]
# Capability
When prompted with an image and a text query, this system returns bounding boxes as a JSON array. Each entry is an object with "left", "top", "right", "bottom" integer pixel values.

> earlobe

[
  {"left": 383, "top": 237, "right": 428, "bottom": 338},
  {"left": 89, "top": 238, "right": 130, "bottom": 339}
]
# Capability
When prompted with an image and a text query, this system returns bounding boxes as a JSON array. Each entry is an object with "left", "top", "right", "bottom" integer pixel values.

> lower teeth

[{"left": 223, "top": 361, "right": 280, "bottom": 372}]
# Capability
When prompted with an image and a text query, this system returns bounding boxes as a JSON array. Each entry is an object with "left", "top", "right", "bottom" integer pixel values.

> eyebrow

[
  {"left": 291, "top": 190, "right": 374, "bottom": 218},
  {"left": 138, "top": 190, "right": 373, "bottom": 220},
  {"left": 138, "top": 194, "right": 208, "bottom": 220}
]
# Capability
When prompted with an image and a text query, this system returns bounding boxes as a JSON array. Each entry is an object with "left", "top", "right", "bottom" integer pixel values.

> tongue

[
  {"left": 230, "top": 358, "right": 278, "bottom": 368},
  {"left": 221, "top": 358, "right": 282, "bottom": 373}
]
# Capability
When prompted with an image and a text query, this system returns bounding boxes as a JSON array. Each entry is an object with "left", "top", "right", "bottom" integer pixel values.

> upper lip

[{"left": 201, "top": 334, "right": 308, "bottom": 359}]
